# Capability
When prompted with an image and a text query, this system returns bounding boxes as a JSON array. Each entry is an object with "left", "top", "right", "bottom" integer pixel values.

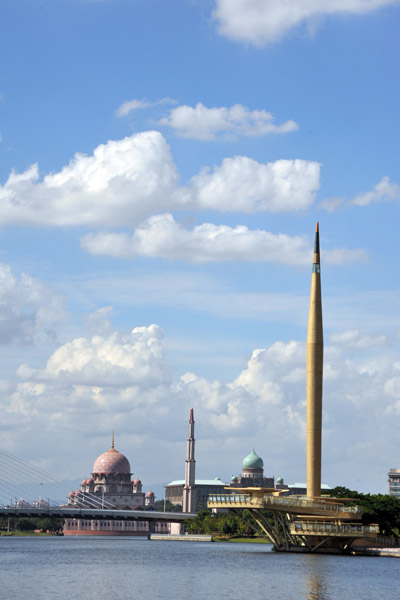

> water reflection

[
  {"left": 304, "top": 556, "right": 330, "bottom": 600},
  {"left": 306, "top": 573, "right": 329, "bottom": 600}
]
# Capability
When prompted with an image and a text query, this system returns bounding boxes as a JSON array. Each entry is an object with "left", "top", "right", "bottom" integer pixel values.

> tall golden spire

[
  {"left": 111, "top": 430, "right": 115, "bottom": 450},
  {"left": 306, "top": 222, "right": 323, "bottom": 498}
]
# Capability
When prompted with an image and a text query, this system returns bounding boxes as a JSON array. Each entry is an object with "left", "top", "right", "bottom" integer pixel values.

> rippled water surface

[{"left": 0, "top": 536, "right": 398, "bottom": 600}]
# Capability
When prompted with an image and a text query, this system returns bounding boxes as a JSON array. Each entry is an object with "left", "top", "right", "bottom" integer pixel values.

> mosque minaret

[{"left": 182, "top": 408, "right": 196, "bottom": 513}]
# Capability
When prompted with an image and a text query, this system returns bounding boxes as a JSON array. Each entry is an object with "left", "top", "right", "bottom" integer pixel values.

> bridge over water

[
  {"left": 0, "top": 448, "right": 195, "bottom": 531},
  {"left": 0, "top": 506, "right": 194, "bottom": 524}
]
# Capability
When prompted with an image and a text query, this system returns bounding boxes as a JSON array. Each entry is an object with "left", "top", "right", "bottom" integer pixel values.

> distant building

[
  {"left": 63, "top": 436, "right": 170, "bottom": 536},
  {"left": 388, "top": 468, "right": 400, "bottom": 497},
  {"left": 15, "top": 499, "right": 30, "bottom": 508},
  {"left": 166, "top": 448, "right": 276, "bottom": 506},
  {"left": 165, "top": 478, "right": 226, "bottom": 507},
  {"left": 274, "top": 476, "right": 332, "bottom": 496},
  {"left": 32, "top": 499, "right": 49, "bottom": 509},
  {"left": 229, "top": 450, "right": 274, "bottom": 489},
  {"left": 284, "top": 482, "right": 332, "bottom": 496}
]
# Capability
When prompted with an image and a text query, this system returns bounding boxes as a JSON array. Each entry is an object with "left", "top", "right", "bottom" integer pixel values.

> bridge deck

[
  {"left": 207, "top": 493, "right": 362, "bottom": 520},
  {"left": 290, "top": 521, "right": 378, "bottom": 538},
  {"left": 290, "top": 521, "right": 400, "bottom": 548},
  {"left": 0, "top": 507, "right": 195, "bottom": 523}
]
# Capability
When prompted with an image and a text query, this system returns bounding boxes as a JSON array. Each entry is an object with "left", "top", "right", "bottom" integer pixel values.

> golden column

[{"left": 306, "top": 222, "right": 323, "bottom": 498}]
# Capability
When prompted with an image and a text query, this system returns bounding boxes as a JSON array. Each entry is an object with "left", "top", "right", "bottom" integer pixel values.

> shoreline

[
  {"left": 212, "top": 536, "right": 271, "bottom": 544},
  {"left": 0, "top": 532, "right": 62, "bottom": 537}
]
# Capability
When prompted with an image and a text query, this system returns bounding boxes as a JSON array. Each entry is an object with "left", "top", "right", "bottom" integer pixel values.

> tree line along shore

[{"left": 2, "top": 488, "right": 399, "bottom": 539}]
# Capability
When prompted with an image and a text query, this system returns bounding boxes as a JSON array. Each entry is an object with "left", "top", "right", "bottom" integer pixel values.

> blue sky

[{"left": 0, "top": 0, "right": 400, "bottom": 496}]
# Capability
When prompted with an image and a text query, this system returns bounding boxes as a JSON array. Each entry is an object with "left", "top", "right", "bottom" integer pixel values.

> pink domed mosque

[{"left": 63, "top": 434, "right": 161, "bottom": 536}]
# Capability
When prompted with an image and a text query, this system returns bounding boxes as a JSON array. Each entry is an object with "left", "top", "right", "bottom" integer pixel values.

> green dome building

[
  {"left": 242, "top": 449, "right": 264, "bottom": 471},
  {"left": 230, "top": 449, "right": 274, "bottom": 489}
]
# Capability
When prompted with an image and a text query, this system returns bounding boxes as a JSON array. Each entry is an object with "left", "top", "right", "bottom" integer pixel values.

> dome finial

[{"left": 111, "top": 430, "right": 115, "bottom": 450}]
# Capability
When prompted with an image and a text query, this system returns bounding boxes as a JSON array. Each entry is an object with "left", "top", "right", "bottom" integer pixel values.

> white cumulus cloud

[
  {"left": 352, "top": 176, "right": 400, "bottom": 206},
  {"left": 0, "top": 132, "right": 321, "bottom": 227},
  {"left": 189, "top": 156, "right": 320, "bottom": 213},
  {"left": 80, "top": 213, "right": 366, "bottom": 265},
  {"left": 213, "top": 0, "right": 400, "bottom": 46},
  {"left": 159, "top": 102, "right": 298, "bottom": 140},
  {"left": 320, "top": 176, "right": 400, "bottom": 212},
  {"left": 17, "top": 324, "right": 169, "bottom": 388},
  {"left": 0, "top": 132, "right": 179, "bottom": 227}
]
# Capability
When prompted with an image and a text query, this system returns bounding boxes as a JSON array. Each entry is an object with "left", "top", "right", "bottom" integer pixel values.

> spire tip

[{"left": 312, "top": 223, "right": 320, "bottom": 271}]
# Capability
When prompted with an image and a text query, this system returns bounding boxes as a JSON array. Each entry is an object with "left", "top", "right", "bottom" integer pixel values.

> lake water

[{"left": 0, "top": 536, "right": 398, "bottom": 600}]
